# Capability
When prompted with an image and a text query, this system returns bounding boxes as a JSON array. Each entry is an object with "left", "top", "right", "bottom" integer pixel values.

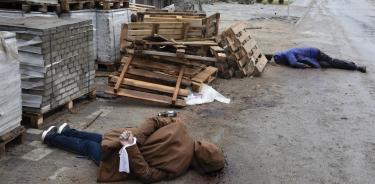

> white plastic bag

[{"left": 185, "top": 84, "right": 230, "bottom": 105}]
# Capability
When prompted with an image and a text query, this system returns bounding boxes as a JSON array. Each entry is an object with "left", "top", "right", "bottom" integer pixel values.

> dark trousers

[
  {"left": 45, "top": 129, "right": 102, "bottom": 165},
  {"left": 317, "top": 50, "right": 358, "bottom": 70}
]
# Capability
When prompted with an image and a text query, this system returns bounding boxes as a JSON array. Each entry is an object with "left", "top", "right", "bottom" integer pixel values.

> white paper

[
  {"left": 119, "top": 137, "right": 137, "bottom": 173},
  {"left": 185, "top": 84, "right": 231, "bottom": 105}
]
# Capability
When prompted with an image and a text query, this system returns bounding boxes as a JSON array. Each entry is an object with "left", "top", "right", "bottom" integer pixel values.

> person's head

[
  {"left": 273, "top": 53, "right": 287, "bottom": 65},
  {"left": 191, "top": 141, "right": 225, "bottom": 175},
  {"left": 131, "top": 14, "right": 137, "bottom": 22}
]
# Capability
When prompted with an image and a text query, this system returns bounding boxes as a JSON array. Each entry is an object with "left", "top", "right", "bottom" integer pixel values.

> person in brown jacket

[{"left": 41, "top": 115, "right": 225, "bottom": 183}]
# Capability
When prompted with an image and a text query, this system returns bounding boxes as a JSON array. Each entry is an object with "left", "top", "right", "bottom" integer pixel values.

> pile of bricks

[{"left": 0, "top": 17, "right": 95, "bottom": 115}]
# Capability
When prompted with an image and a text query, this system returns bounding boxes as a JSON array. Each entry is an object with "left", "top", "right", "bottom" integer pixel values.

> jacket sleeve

[
  {"left": 126, "top": 144, "right": 171, "bottom": 183},
  {"left": 286, "top": 53, "right": 307, "bottom": 68},
  {"left": 296, "top": 55, "right": 321, "bottom": 68},
  {"left": 134, "top": 117, "right": 180, "bottom": 145}
]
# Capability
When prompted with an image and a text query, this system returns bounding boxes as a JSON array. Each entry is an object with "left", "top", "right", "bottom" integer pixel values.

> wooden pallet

[
  {"left": 22, "top": 1, "right": 61, "bottom": 13},
  {"left": 61, "top": 0, "right": 95, "bottom": 12},
  {"left": 0, "top": 1, "right": 60, "bottom": 13},
  {"left": 140, "top": 12, "right": 220, "bottom": 39},
  {"left": 95, "top": 0, "right": 129, "bottom": 10},
  {"left": 106, "top": 55, "right": 217, "bottom": 107},
  {"left": 221, "top": 22, "right": 268, "bottom": 77},
  {"left": 0, "top": 126, "right": 26, "bottom": 158},
  {"left": 22, "top": 90, "right": 96, "bottom": 128}
]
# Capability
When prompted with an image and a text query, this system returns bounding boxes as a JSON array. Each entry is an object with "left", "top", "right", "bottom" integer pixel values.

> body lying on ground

[
  {"left": 41, "top": 116, "right": 225, "bottom": 183},
  {"left": 274, "top": 47, "right": 367, "bottom": 73}
]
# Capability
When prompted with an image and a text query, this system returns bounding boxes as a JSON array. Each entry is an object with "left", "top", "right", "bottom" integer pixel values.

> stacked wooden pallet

[
  {"left": 0, "top": 0, "right": 61, "bottom": 13},
  {"left": 137, "top": 11, "right": 220, "bottom": 39},
  {"left": 217, "top": 22, "right": 268, "bottom": 78},
  {"left": 95, "top": 0, "right": 129, "bottom": 10},
  {"left": 61, "top": 0, "right": 95, "bottom": 12},
  {"left": 109, "top": 11, "right": 221, "bottom": 107},
  {"left": 128, "top": 2, "right": 155, "bottom": 13}
]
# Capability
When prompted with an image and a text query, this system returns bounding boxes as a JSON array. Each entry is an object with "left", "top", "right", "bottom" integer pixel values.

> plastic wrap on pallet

[
  {"left": 96, "top": 9, "right": 130, "bottom": 64},
  {"left": 0, "top": 10, "right": 58, "bottom": 18},
  {"left": 0, "top": 32, "right": 22, "bottom": 136}
]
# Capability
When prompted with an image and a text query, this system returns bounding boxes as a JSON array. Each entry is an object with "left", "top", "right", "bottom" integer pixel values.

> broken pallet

[
  {"left": 106, "top": 56, "right": 217, "bottom": 107},
  {"left": 0, "top": 126, "right": 26, "bottom": 158},
  {"left": 221, "top": 22, "right": 268, "bottom": 77}
]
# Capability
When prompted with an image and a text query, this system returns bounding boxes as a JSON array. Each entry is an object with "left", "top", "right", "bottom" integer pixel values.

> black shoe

[
  {"left": 57, "top": 123, "right": 70, "bottom": 134},
  {"left": 41, "top": 126, "right": 57, "bottom": 143},
  {"left": 357, "top": 65, "right": 367, "bottom": 73}
]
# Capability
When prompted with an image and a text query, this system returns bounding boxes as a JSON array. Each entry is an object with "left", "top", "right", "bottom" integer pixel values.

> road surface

[{"left": 1, "top": 1, "right": 375, "bottom": 183}]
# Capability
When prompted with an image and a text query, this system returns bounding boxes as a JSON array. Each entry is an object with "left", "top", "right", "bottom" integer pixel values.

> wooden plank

[
  {"left": 192, "top": 66, "right": 218, "bottom": 83},
  {"left": 143, "top": 40, "right": 217, "bottom": 46},
  {"left": 126, "top": 57, "right": 202, "bottom": 77},
  {"left": 110, "top": 76, "right": 189, "bottom": 97},
  {"left": 255, "top": 54, "right": 268, "bottom": 76},
  {"left": 114, "top": 56, "right": 133, "bottom": 93},
  {"left": 120, "top": 24, "right": 129, "bottom": 52},
  {"left": 126, "top": 68, "right": 192, "bottom": 86},
  {"left": 105, "top": 87, "right": 186, "bottom": 107},
  {"left": 128, "top": 22, "right": 185, "bottom": 29},
  {"left": 172, "top": 67, "right": 184, "bottom": 104},
  {"left": 129, "top": 50, "right": 218, "bottom": 62},
  {"left": 128, "top": 29, "right": 184, "bottom": 35},
  {"left": 241, "top": 38, "right": 257, "bottom": 54}
]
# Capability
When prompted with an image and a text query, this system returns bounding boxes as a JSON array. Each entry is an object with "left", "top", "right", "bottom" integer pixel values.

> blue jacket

[{"left": 274, "top": 47, "right": 321, "bottom": 68}]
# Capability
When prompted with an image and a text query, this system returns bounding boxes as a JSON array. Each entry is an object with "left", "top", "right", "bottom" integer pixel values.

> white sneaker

[
  {"left": 41, "top": 126, "right": 57, "bottom": 143},
  {"left": 57, "top": 123, "right": 69, "bottom": 134}
]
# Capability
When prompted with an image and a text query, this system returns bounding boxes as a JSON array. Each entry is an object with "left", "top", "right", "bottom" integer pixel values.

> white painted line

[
  {"left": 21, "top": 147, "right": 53, "bottom": 161},
  {"left": 26, "top": 128, "right": 43, "bottom": 135},
  {"left": 48, "top": 167, "right": 69, "bottom": 180}
]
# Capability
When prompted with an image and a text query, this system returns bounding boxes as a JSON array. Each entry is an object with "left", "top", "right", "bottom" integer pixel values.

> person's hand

[{"left": 119, "top": 130, "right": 134, "bottom": 146}]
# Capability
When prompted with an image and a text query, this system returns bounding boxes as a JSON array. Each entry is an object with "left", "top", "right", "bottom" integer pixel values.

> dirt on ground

[{"left": 2, "top": 0, "right": 375, "bottom": 183}]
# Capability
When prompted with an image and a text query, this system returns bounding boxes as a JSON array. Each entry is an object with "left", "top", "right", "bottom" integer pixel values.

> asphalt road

[{"left": 1, "top": 1, "right": 375, "bottom": 184}]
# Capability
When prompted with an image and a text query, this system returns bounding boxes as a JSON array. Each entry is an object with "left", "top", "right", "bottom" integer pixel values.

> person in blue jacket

[{"left": 274, "top": 47, "right": 366, "bottom": 73}]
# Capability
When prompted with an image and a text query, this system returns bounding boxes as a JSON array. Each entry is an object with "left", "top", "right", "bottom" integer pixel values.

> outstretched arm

[
  {"left": 296, "top": 55, "right": 321, "bottom": 68},
  {"left": 126, "top": 144, "right": 171, "bottom": 183},
  {"left": 286, "top": 53, "right": 308, "bottom": 68}
]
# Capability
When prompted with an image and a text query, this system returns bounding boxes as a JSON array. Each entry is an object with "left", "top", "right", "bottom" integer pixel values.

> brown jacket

[{"left": 97, "top": 117, "right": 194, "bottom": 183}]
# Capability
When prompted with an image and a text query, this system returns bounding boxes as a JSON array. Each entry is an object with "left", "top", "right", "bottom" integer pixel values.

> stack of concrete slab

[
  {"left": 96, "top": 9, "right": 129, "bottom": 64},
  {"left": 0, "top": 17, "right": 95, "bottom": 114},
  {"left": 61, "top": 9, "right": 130, "bottom": 65},
  {"left": 61, "top": 10, "right": 97, "bottom": 60},
  {"left": 0, "top": 32, "right": 22, "bottom": 136}
]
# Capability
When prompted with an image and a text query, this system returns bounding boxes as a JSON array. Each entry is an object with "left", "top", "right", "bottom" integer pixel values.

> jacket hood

[
  {"left": 191, "top": 141, "right": 224, "bottom": 174},
  {"left": 273, "top": 53, "right": 286, "bottom": 64}
]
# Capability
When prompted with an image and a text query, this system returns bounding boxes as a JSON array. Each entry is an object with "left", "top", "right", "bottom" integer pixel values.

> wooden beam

[
  {"left": 128, "top": 49, "right": 218, "bottom": 62},
  {"left": 114, "top": 56, "right": 133, "bottom": 93},
  {"left": 110, "top": 76, "right": 189, "bottom": 97},
  {"left": 126, "top": 68, "right": 192, "bottom": 86},
  {"left": 106, "top": 87, "right": 186, "bottom": 107},
  {"left": 172, "top": 67, "right": 184, "bottom": 104}
]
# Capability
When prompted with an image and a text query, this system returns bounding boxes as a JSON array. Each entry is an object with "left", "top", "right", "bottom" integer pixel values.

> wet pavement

[{"left": 1, "top": 0, "right": 375, "bottom": 183}]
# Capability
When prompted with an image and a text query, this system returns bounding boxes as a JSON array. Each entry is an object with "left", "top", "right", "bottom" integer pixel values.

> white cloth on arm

[{"left": 119, "top": 137, "right": 137, "bottom": 173}]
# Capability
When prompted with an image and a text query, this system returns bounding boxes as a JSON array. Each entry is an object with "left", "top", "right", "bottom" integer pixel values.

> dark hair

[{"left": 131, "top": 14, "right": 137, "bottom": 22}]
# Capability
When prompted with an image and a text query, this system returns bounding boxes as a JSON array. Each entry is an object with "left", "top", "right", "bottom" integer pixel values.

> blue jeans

[{"left": 45, "top": 128, "right": 102, "bottom": 165}]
